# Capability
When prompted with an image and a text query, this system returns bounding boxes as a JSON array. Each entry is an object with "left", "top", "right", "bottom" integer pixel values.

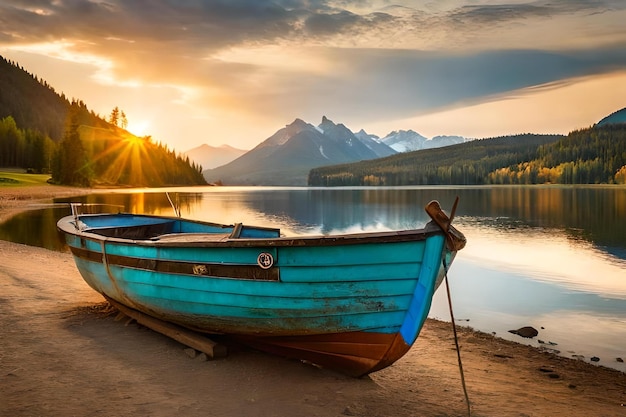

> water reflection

[
  {"left": 457, "top": 222, "right": 626, "bottom": 298},
  {"left": 0, "top": 206, "right": 71, "bottom": 251},
  {"left": 38, "top": 186, "right": 626, "bottom": 248},
  {"left": 430, "top": 258, "right": 626, "bottom": 371}
]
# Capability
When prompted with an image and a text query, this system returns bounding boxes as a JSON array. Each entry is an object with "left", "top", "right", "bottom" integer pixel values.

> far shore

[{"left": 1, "top": 182, "right": 626, "bottom": 417}]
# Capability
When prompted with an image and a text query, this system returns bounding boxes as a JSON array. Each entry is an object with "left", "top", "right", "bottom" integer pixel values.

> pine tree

[
  {"left": 120, "top": 111, "right": 128, "bottom": 129},
  {"left": 109, "top": 106, "right": 120, "bottom": 127},
  {"left": 52, "top": 107, "right": 90, "bottom": 186}
]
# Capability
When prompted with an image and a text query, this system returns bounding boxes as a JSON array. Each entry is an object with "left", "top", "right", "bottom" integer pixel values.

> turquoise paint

[
  {"left": 74, "top": 257, "right": 117, "bottom": 297},
  {"left": 399, "top": 234, "right": 446, "bottom": 344},
  {"left": 113, "top": 269, "right": 411, "bottom": 312},
  {"left": 279, "top": 263, "right": 421, "bottom": 283},
  {"left": 62, "top": 213, "right": 453, "bottom": 337},
  {"left": 279, "top": 240, "right": 426, "bottom": 266},
  {"left": 104, "top": 243, "right": 274, "bottom": 265},
  {"left": 116, "top": 267, "right": 417, "bottom": 299}
]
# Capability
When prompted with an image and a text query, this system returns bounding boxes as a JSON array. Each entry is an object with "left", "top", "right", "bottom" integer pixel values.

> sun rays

[{"left": 89, "top": 133, "right": 162, "bottom": 186}]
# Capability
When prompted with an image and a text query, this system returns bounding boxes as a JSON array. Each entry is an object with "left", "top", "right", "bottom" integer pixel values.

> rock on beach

[{"left": 508, "top": 326, "right": 539, "bottom": 338}]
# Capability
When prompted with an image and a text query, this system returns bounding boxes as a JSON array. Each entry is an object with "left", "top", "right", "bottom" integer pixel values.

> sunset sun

[{"left": 126, "top": 119, "right": 151, "bottom": 137}]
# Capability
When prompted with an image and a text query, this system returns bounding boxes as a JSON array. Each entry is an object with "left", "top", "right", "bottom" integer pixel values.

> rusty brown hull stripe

[
  {"left": 232, "top": 331, "right": 411, "bottom": 377},
  {"left": 69, "top": 246, "right": 280, "bottom": 281}
]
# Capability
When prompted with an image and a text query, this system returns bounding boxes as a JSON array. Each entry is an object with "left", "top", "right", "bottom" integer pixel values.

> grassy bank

[
  {"left": 0, "top": 171, "right": 92, "bottom": 223},
  {"left": 0, "top": 169, "right": 51, "bottom": 188}
]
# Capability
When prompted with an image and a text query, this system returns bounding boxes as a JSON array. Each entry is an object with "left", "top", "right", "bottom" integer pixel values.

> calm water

[{"left": 1, "top": 185, "right": 625, "bottom": 371}]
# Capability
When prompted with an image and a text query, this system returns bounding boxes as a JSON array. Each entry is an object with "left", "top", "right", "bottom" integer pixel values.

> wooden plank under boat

[{"left": 57, "top": 200, "right": 466, "bottom": 377}]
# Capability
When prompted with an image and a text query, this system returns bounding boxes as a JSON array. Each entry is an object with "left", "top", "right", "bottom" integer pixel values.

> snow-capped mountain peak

[{"left": 381, "top": 130, "right": 428, "bottom": 153}]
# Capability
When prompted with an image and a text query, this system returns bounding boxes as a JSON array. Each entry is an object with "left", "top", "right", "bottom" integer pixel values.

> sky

[{"left": 2, "top": 0, "right": 626, "bottom": 152}]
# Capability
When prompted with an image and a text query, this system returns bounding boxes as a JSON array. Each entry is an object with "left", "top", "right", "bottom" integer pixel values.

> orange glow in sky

[
  {"left": 2, "top": 1, "right": 626, "bottom": 151},
  {"left": 372, "top": 71, "right": 626, "bottom": 139}
]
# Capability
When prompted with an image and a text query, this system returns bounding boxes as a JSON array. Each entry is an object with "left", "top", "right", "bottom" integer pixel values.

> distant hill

[
  {"left": 308, "top": 134, "right": 564, "bottom": 186},
  {"left": 597, "top": 107, "right": 626, "bottom": 126},
  {"left": 203, "top": 117, "right": 395, "bottom": 185},
  {"left": 184, "top": 144, "right": 247, "bottom": 170},
  {"left": 309, "top": 123, "right": 626, "bottom": 186}
]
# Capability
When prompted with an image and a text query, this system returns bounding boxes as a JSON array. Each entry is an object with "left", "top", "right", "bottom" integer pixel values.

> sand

[{"left": 1, "top": 184, "right": 625, "bottom": 417}]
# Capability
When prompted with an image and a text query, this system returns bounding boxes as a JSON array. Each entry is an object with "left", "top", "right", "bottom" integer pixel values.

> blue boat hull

[{"left": 58, "top": 203, "right": 465, "bottom": 376}]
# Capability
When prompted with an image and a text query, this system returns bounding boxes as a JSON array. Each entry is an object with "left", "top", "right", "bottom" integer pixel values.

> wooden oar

[{"left": 425, "top": 198, "right": 464, "bottom": 250}]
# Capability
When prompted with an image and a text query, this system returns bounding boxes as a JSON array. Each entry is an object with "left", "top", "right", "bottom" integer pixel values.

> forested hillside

[
  {"left": 0, "top": 56, "right": 206, "bottom": 187},
  {"left": 0, "top": 115, "right": 56, "bottom": 173},
  {"left": 309, "top": 134, "right": 562, "bottom": 186},
  {"left": 309, "top": 126, "right": 626, "bottom": 186},
  {"left": 491, "top": 124, "right": 626, "bottom": 184},
  {"left": 0, "top": 56, "right": 69, "bottom": 140},
  {"left": 50, "top": 103, "right": 206, "bottom": 186}
]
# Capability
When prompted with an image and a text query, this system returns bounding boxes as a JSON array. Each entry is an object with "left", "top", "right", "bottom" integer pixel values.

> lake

[{"left": 1, "top": 185, "right": 625, "bottom": 371}]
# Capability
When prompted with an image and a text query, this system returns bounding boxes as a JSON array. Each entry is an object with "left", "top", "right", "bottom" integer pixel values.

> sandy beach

[{"left": 1, "top": 184, "right": 625, "bottom": 417}]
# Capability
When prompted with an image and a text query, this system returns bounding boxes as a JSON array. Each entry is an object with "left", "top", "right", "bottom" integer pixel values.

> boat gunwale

[{"left": 57, "top": 214, "right": 451, "bottom": 248}]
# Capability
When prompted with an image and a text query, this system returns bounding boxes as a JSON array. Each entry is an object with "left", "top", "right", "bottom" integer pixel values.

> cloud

[
  {"left": 207, "top": 44, "right": 626, "bottom": 124},
  {"left": 4, "top": 1, "right": 626, "bottom": 60},
  {"left": 2, "top": 0, "right": 626, "bottom": 149}
]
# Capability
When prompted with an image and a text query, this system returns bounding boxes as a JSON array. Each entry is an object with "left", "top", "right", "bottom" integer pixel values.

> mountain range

[{"left": 201, "top": 116, "right": 466, "bottom": 186}]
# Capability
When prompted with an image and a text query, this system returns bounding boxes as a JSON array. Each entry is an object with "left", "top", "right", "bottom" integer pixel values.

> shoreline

[
  {"left": 1, "top": 184, "right": 626, "bottom": 416},
  {"left": 0, "top": 183, "right": 93, "bottom": 223}
]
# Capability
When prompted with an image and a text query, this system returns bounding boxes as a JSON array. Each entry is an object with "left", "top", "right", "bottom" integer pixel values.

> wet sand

[{"left": 1, "top": 185, "right": 625, "bottom": 416}]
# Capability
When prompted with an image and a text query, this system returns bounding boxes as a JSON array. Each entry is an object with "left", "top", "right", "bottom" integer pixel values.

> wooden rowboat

[{"left": 57, "top": 200, "right": 465, "bottom": 377}]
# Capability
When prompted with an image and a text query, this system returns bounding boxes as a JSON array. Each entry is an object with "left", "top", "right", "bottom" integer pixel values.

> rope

[{"left": 443, "top": 256, "right": 471, "bottom": 417}]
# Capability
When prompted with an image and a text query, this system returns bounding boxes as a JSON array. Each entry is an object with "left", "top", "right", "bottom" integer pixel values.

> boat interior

[{"left": 78, "top": 215, "right": 281, "bottom": 241}]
